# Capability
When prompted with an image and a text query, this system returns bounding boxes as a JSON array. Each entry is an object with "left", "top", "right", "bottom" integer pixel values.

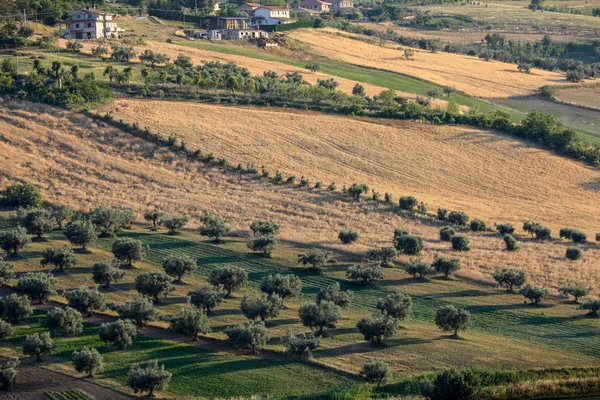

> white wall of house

[{"left": 253, "top": 7, "right": 293, "bottom": 24}]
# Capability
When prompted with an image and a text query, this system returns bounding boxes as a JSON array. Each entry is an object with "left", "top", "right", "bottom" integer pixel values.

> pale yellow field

[
  {"left": 3, "top": 99, "right": 600, "bottom": 292},
  {"left": 555, "top": 86, "right": 600, "bottom": 111},
  {"left": 287, "top": 29, "right": 569, "bottom": 98}
]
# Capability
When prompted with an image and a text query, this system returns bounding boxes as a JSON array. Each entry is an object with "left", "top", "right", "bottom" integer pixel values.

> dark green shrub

[
  {"left": 451, "top": 235, "right": 470, "bottom": 251},
  {"left": 405, "top": 258, "right": 430, "bottom": 279},
  {"left": 566, "top": 247, "right": 582, "bottom": 260},
  {"left": 394, "top": 235, "right": 423, "bottom": 255},
  {"left": 435, "top": 305, "right": 471, "bottom": 337},
  {"left": 338, "top": 230, "right": 359, "bottom": 244},
  {"left": 496, "top": 223, "right": 514, "bottom": 235},
  {"left": 439, "top": 226, "right": 456, "bottom": 241},
  {"left": 399, "top": 196, "right": 418, "bottom": 211},
  {"left": 430, "top": 369, "right": 482, "bottom": 400},
  {"left": 367, "top": 247, "right": 397, "bottom": 267},
  {"left": 470, "top": 219, "right": 486, "bottom": 232},
  {"left": 432, "top": 256, "right": 461, "bottom": 278},
  {"left": 503, "top": 234, "right": 519, "bottom": 251},
  {"left": 520, "top": 284, "right": 549, "bottom": 304},
  {"left": 560, "top": 228, "right": 574, "bottom": 240},
  {"left": 346, "top": 263, "right": 384, "bottom": 284},
  {"left": 437, "top": 208, "right": 448, "bottom": 220},
  {"left": 571, "top": 230, "right": 587, "bottom": 244},
  {"left": 534, "top": 225, "right": 551, "bottom": 240},
  {"left": 0, "top": 184, "right": 42, "bottom": 208},
  {"left": 447, "top": 211, "right": 469, "bottom": 226},
  {"left": 579, "top": 299, "right": 600, "bottom": 317}
]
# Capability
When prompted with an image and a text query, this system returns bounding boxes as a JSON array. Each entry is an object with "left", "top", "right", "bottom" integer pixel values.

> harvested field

[
  {"left": 2, "top": 99, "right": 600, "bottom": 292},
  {"left": 287, "top": 28, "right": 569, "bottom": 98},
  {"left": 554, "top": 86, "right": 600, "bottom": 111}
]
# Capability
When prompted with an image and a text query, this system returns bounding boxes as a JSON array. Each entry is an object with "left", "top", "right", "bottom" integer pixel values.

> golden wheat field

[
  {"left": 2, "top": 99, "right": 600, "bottom": 292},
  {"left": 287, "top": 29, "right": 568, "bottom": 98}
]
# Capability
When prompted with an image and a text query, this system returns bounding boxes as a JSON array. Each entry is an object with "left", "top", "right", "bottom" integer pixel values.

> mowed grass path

[
  {"left": 98, "top": 231, "right": 600, "bottom": 360},
  {"left": 3, "top": 310, "right": 353, "bottom": 398}
]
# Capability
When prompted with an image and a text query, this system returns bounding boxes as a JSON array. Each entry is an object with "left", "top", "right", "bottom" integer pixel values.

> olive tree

[
  {"left": 447, "top": 211, "right": 469, "bottom": 226},
  {"left": 108, "top": 298, "right": 158, "bottom": 328},
  {"left": 579, "top": 299, "right": 600, "bottom": 317},
  {"left": 64, "top": 286, "right": 106, "bottom": 316},
  {"left": 89, "top": 206, "right": 132, "bottom": 237},
  {"left": 0, "top": 358, "right": 19, "bottom": 390},
  {"left": 357, "top": 311, "right": 399, "bottom": 344},
  {"left": 188, "top": 285, "right": 226, "bottom": 314},
  {"left": 162, "top": 255, "right": 196, "bottom": 283},
  {"left": 399, "top": 196, "right": 418, "bottom": 211},
  {"left": 558, "top": 281, "right": 590, "bottom": 303},
  {"left": 225, "top": 321, "right": 270, "bottom": 353},
  {"left": 64, "top": 220, "right": 97, "bottom": 250},
  {"left": 394, "top": 234, "right": 423, "bottom": 255},
  {"left": 519, "top": 284, "right": 549, "bottom": 304},
  {"left": 259, "top": 274, "right": 302, "bottom": 307},
  {"left": 360, "top": 360, "right": 392, "bottom": 387},
  {"left": 338, "top": 230, "right": 359, "bottom": 244},
  {"left": 240, "top": 293, "right": 282, "bottom": 321},
  {"left": 346, "top": 263, "right": 384, "bottom": 284},
  {"left": 40, "top": 245, "right": 76, "bottom": 273},
  {"left": 0, "top": 183, "right": 42, "bottom": 208},
  {"left": 72, "top": 347, "right": 104, "bottom": 377},
  {"left": 0, "top": 227, "right": 30, "bottom": 257},
  {"left": 0, "top": 259, "right": 15, "bottom": 286},
  {"left": 298, "top": 301, "right": 341, "bottom": 335},
  {"left": 208, "top": 265, "right": 248, "bottom": 297},
  {"left": 367, "top": 247, "right": 397, "bottom": 268},
  {"left": 298, "top": 248, "right": 332, "bottom": 271},
  {"left": 112, "top": 238, "right": 146, "bottom": 267},
  {"left": 18, "top": 272, "right": 57, "bottom": 303},
  {"left": 43, "top": 306, "right": 83, "bottom": 336},
  {"left": 439, "top": 226, "right": 456, "bottom": 242},
  {"left": 169, "top": 308, "right": 211, "bottom": 340},
  {"left": 17, "top": 207, "right": 54, "bottom": 238},
  {"left": 23, "top": 332, "right": 54, "bottom": 360},
  {"left": 405, "top": 258, "right": 431, "bottom": 279},
  {"left": 432, "top": 257, "right": 461, "bottom": 279},
  {"left": 347, "top": 183, "right": 369, "bottom": 201},
  {"left": 250, "top": 220, "right": 280, "bottom": 237},
  {"left": 496, "top": 223, "right": 515, "bottom": 235},
  {"left": 199, "top": 214, "right": 230, "bottom": 242},
  {"left": 376, "top": 292, "right": 412, "bottom": 321},
  {"left": 50, "top": 205, "right": 73, "bottom": 229},
  {"left": 435, "top": 305, "right": 471, "bottom": 337},
  {"left": 316, "top": 283, "right": 353, "bottom": 309},
  {"left": 282, "top": 330, "right": 320, "bottom": 357},
  {"left": 0, "top": 320, "right": 13, "bottom": 339},
  {"left": 159, "top": 215, "right": 189, "bottom": 235},
  {"left": 247, "top": 236, "right": 279, "bottom": 256},
  {"left": 451, "top": 235, "right": 470, "bottom": 251},
  {"left": 92, "top": 259, "right": 125, "bottom": 288},
  {"left": 127, "top": 361, "right": 172, "bottom": 397},
  {"left": 0, "top": 293, "right": 32, "bottom": 323},
  {"left": 492, "top": 268, "right": 526, "bottom": 292},
  {"left": 99, "top": 319, "right": 138, "bottom": 349},
  {"left": 143, "top": 209, "right": 164, "bottom": 230},
  {"left": 135, "top": 272, "right": 174, "bottom": 303}
]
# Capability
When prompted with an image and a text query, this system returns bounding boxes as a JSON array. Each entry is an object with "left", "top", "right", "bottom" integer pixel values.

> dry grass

[
  {"left": 287, "top": 28, "right": 569, "bottom": 98},
  {"left": 554, "top": 86, "right": 600, "bottom": 111}
]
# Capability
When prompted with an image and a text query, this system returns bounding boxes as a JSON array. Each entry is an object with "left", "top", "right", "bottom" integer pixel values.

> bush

[
  {"left": 298, "top": 248, "right": 332, "bottom": 271},
  {"left": 470, "top": 219, "right": 486, "bottom": 232},
  {"left": 246, "top": 236, "right": 278, "bottom": 256},
  {"left": 439, "top": 226, "right": 456, "bottom": 241},
  {"left": 451, "top": 235, "right": 470, "bottom": 251},
  {"left": 437, "top": 208, "right": 448, "bottom": 220},
  {"left": 360, "top": 360, "right": 392, "bottom": 387},
  {"left": 356, "top": 310, "right": 399, "bottom": 344},
  {"left": 43, "top": 306, "right": 83, "bottom": 336},
  {"left": 0, "top": 226, "right": 30, "bottom": 257},
  {"left": 23, "top": 332, "right": 54, "bottom": 360},
  {"left": 559, "top": 228, "right": 574, "bottom": 240},
  {"left": 16, "top": 207, "right": 53, "bottom": 238},
  {"left": 135, "top": 272, "right": 174, "bottom": 302},
  {"left": 127, "top": 360, "right": 172, "bottom": 396},
  {"left": 241, "top": 293, "right": 282, "bottom": 321},
  {"left": 394, "top": 235, "right": 423, "bottom": 255},
  {"left": 72, "top": 347, "right": 104, "bottom": 377},
  {"left": 283, "top": 331, "right": 320, "bottom": 357},
  {"left": 199, "top": 214, "right": 229, "bottom": 242},
  {"left": 447, "top": 211, "right": 469, "bottom": 226},
  {"left": 316, "top": 283, "right": 353, "bottom": 309},
  {"left": 64, "top": 286, "right": 106, "bottom": 316},
  {"left": 64, "top": 221, "right": 97, "bottom": 250},
  {"left": 571, "top": 230, "right": 587, "bottom": 244},
  {"left": 168, "top": 308, "right": 211, "bottom": 340},
  {"left": 399, "top": 196, "right": 418, "bottom": 211},
  {"left": 503, "top": 234, "right": 519, "bottom": 251},
  {"left": 89, "top": 207, "right": 133, "bottom": 237},
  {"left": 435, "top": 305, "right": 471, "bottom": 337},
  {"left": 109, "top": 298, "right": 158, "bottom": 328},
  {"left": 596, "top": 232, "right": 600, "bottom": 242},
  {"left": 112, "top": 238, "right": 146, "bottom": 267},
  {"left": 534, "top": 225, "right": 552, "bottom": 240},
  {"left": 99, "top": 319, "right": 137, "bottom": 349},
  {"left": 18, "top": 272, "right": 57, "bottom": 304},
  {"left": 188, "top": 284, "right": 226, "bottom": 314},
  {"left": 250, "top": 220, "right": 280, "bottom": 237},
  {"left": 0, "top": 293, "right": 32, "bottom": 323},
  {"left": 405, "top": 258, "right": 430, "bottom": 279},
  {"left": 559, "top": 281, "right": 590, "bottom": 302},
  {"left": 432, "top": 257, "right": 461, "bottom": 278},
  {"left": 298, "top": 301, "right": 341, "bottom": 335},
  {"left": 367, "top": 247, "right": 398, "bottom": 267},
  {"left": 0, "top": 183, "right": 42, "bottom": 208},
  {"left": 162, "top": 255, "right": 196, "bottom": 283},
  {"left": 92, "top": 259, "right": 125, "bottom": 288},
  {"left": 0, "top": 320, "right": 14, "bottom": 340},
  {"left": 523, "top": 221, "right": 538, "bottom": 236},
  {"left": 259, "top": 274, "right": 302, "bottom": 306},
  {"left": 225, "top": 321, "right": 270, "bottom": 353},
  {"left": 492, "top": 268, "right": 526, "bottom": 292},
  {"left": 208, "top": 265, "right": 248, "bottom": 297},
  {"left": 0, "top": 358, "right": 19, "bottom": 390},
  {"left": 347, "top": 183, "right": 369, "bottom": 201},
  {"left": 338, "top": 230, "right": 359, "bottom": 244},
  {"left": 430, "top": 369, "right": 482, "bottom": 400},
  {"left": 376, "top": 292, "right": 412, "bottom": 320},
  {"left": 346, "top": 263, "right": 384, "bottom": 284},
  {"left": 496, "top": 223, "right": 514, "bottom": 235},
  {"left": 159, "top": 215, "right": 189, "bottom": 235},
  {"left": 520, "top": 284, "right": 549, "bottom": 304},
  {"left": 566, "top": 247, "right": 582, "bottom": 260},
  {"left": 0, "top": 259, "right": 15, "bottom": 286},
  {"left": 579, "top": 299, "right": 600, "bottom": 317},
  {"left": 40, "top": 245, "right": 76, "bottom": 273}
]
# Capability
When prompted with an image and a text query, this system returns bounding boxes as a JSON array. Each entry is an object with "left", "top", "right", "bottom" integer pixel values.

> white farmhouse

[
  {"left": 61, "top": 8, "right": 124, "bottom": 39},
  {"left": 252, "top": 6, "right": 295, "bottom": 25}
]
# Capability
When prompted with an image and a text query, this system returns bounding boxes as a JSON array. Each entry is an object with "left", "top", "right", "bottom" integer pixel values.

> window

[
  {"left": 87, "top": 23, "right": 92, "bottom": 28},
  {"left": 87, "top": 14, "right": 92, "bottom": 18},
  {"left": 75, "top": 23, "right": 80, "bottom": 28},
  {"left": 76, "top": 14, "right": 81, "bottom": 18}
]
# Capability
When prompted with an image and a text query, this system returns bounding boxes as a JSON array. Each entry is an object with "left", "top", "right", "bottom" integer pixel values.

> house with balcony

[
  {"left": 61, "top": 8, "right": 124, "bottom": 39},
  {"left": 252, "top": 6, "right": 295, "bottom": 25},
  {"left": 294, "top": 0, "right": 331, "bottom": 13},
  {"left": 328, "top": 0, "right": 354, "bottom": 11}
]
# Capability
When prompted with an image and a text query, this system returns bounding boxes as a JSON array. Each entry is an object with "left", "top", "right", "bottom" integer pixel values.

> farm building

[
  {"left": 328, "top": 0, "right": 354, "bottom": 11},
  {"left": 61, "top": 8, "right": 124, "bottom": 39},
  {"left": 208, "top": 16, "right": 250, "bottom": 29},
  {"left": 294, "top": 0, "right": 331, "bottom": 13},
  {"left": 252, "top": 6, "right": 296, "bottom": 25}
]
